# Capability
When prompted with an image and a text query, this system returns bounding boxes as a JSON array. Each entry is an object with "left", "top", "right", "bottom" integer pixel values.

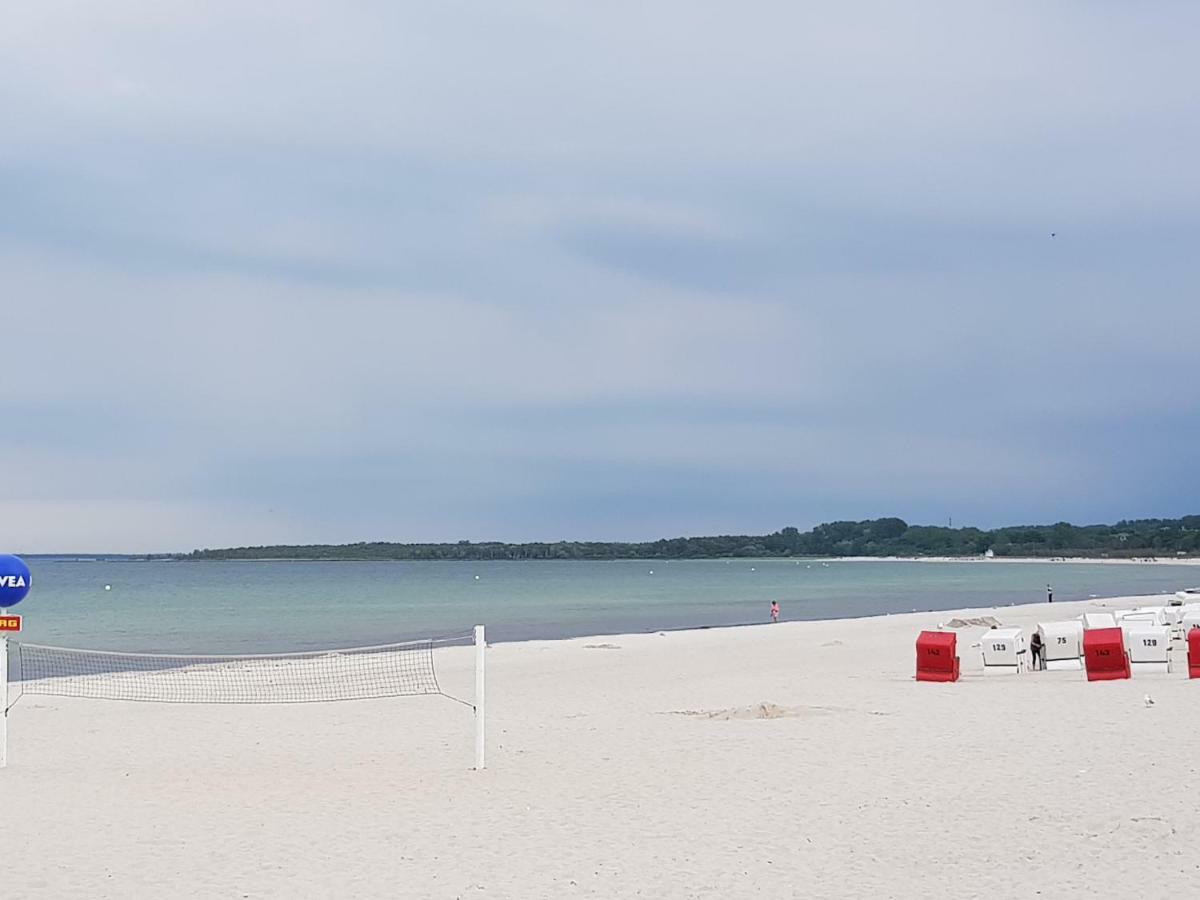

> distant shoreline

[
  {"left": 30, "top": 514, "right": 1200, "bottom": 561},
  {"left": 224, "top": 555, "right": 1200, "bottom": 565},
  {"left": 35, "top": 554, "right": 1200, "bottom": 566}
]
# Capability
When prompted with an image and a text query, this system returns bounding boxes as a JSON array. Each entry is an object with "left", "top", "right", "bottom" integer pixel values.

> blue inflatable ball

[{"left": 0, "top": 554, "right": 32, "bottom": 607}]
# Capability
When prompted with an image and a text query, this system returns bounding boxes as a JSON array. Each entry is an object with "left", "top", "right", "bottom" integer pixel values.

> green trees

[{"left": 189, "top": 515, "right": 1200, "bottom": 561}]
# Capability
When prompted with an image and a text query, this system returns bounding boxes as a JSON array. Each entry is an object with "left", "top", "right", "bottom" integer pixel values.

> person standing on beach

[
  {"left": 1030, "top": 631, "right": 1043, "bottom": 670},
  {"left": 1047, "top": 584, "right": 1053, "bottom": 603},
  {"left": 770, "top": 600, "right": 780, "bottom": 623}
]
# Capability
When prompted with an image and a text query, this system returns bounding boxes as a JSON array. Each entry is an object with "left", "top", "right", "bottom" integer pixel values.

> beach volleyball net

[
  {"left": 0, "top": 626, "right": 488, "bottom": 768},
  {"left": 7, "top": 636, "right": 460, "bottom": 704}
]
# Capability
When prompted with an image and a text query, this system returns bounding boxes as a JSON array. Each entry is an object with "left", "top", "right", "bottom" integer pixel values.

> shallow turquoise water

[{"left": 5, "top": 557, "right": 1196, "bottom": 653}]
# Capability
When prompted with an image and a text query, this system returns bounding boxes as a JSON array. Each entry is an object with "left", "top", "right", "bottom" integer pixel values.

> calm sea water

[{"left": 6, "top": 557, "right": 1198, "bottom": 653}]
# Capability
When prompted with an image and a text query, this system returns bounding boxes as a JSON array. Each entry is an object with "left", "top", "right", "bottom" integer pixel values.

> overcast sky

[{"left": 3, "top": 2, "right": 1198, "bottom": 552}]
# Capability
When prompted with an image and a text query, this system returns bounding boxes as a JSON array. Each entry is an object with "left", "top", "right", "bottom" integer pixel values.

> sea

[{"left": 6, "top": 557, "right": 1198, "bottom": 653}]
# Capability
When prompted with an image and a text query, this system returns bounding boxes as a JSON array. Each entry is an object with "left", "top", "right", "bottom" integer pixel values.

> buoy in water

[{"left": 105, "top": 584, "right": 112, "bottom": 591}]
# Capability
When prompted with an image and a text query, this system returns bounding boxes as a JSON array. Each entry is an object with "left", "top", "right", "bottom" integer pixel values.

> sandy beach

[
  {"left": 834, "top": 555, "right": 1200, "bottom": 566},
  {"left": 5, "top": 592, "right": 1200, "bottom": 898}
]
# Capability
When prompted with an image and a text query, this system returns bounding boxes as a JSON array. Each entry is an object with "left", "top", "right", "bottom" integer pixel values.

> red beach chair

[
  {"left": 916, "top": 631, "right": 960, "bottom": 682},
  {"left": 1083, "top": 627, "right": 1130, "bottom": 681}
]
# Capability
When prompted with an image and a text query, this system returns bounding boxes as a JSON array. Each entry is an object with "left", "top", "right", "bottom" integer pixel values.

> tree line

[{"left": 187, "top": 515, "right": 1200, "bottom": 561}]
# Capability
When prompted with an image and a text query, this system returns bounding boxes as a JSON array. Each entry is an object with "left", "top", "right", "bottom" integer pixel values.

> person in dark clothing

[
  {"left": 1047, "top": 584, "right": 1053, "bottom": 603},
  {"left": 1030, "top": 631, "right": 1043, "bottom": 670}
]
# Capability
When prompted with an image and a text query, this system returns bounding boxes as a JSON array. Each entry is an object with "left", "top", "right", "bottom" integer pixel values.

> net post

[
  {"left": 1, "top": 631, "right": 8, "bottom": 769},
  {"left": 474, "top": 624, "right": 485, "bottom": 770}
]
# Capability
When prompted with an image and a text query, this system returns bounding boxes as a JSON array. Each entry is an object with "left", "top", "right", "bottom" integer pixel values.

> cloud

[{"left": 1, "top": 2, "right": 1199, "bottom": 551}]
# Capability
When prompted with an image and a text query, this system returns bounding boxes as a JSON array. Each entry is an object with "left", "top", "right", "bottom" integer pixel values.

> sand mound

[
  {"left": 942, "top": 616, "right": 1001, "bottom": 628},
  {"left": 671, "top": 702, "right": 804, "bottom": 720}
]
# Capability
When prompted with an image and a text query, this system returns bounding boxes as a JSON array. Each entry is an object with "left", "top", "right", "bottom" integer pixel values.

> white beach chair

[
  {"left": 1038, "top": 621, "right": 1084, "bottom": 671},
  {"left": 980, "top": 627, "right": 1027, "bottom": 674},
  {"left": 1180, "top": 607, "right": 1200, "bottom": 641},
  {"left": 1081, "top": 612, "right": 1118, "bottom": 630},
  {"left": 1116, "top": 607, "right": 1168, "bottom": 627},
  {"left": 1159, "top": 605, "right": 1184, "bottom": 627},
  {"left": 1118, "top": 608, "right": 1168, "bottom": 642},
  {"left": 1126, "top": 625, "right": 1172, "bottom": 675}
]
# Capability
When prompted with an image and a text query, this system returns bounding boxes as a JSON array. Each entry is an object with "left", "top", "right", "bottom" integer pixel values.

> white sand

[
  {"left": 833, "top": 555, "right": 1200, "bottom": 566},
  {"left": 5, "top": 593, "right": 1200, "bottom": 898}
]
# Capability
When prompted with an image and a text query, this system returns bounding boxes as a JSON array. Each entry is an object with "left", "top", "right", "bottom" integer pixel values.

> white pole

[
  {"left": 1, "top": 629, "right": 8, "bottom": 769},
  {"left": 474, "top": 624, "right": 485, "bottom": 770}
]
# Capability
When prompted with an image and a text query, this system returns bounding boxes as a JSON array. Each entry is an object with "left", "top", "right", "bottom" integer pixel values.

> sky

[{"left": 2, "top": 2, "right": 1199, "bottom": 553}]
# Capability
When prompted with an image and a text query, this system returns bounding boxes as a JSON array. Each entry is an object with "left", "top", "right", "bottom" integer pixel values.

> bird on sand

[{"left": 1144, "top": 694, "right": 1155, "bottom": 707}]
